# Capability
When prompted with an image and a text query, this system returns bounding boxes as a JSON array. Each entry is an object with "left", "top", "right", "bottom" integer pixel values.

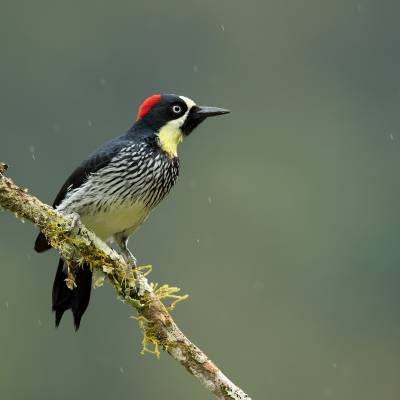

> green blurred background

[{"left": 1, "top": 0, "right": 400, "bottom": 399}]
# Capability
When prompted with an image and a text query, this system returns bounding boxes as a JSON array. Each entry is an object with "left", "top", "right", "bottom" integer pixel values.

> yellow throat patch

[{"left": 158, "top": 124, "right": 183, "bottom": 157}]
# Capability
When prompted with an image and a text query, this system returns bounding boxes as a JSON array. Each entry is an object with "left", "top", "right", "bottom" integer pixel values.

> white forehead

[{"left": 179, "top": 95, "right": 196, "bottom": 109}]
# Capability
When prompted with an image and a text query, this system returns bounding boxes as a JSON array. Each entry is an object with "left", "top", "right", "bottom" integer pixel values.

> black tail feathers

[
  {"left": 52, "top": 258, "right": 92, "bottom": 330},
  {"left": 34, "top": 232, "right": 52, "bottom": 253}
]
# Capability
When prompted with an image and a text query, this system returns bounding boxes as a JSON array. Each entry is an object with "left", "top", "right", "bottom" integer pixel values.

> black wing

[{"left": 34, "top": 137, "right": 128, "bottom": 252}]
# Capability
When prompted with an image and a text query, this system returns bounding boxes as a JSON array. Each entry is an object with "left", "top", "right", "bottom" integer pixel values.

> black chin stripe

[{"left": 181, "top": 106, "right": 206, "bottom": 136}]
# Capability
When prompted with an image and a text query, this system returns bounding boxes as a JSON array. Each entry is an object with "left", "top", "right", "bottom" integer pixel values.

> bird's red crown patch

[{"left": 136, "top": 94, "right": 161, "bottom": 120}]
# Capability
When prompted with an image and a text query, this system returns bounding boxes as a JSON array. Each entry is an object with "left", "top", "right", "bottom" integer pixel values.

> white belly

[{"left": 80, "top": 201, "right": 149, "bottom": 241}]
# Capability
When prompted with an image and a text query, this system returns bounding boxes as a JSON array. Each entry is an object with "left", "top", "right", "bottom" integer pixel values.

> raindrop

[
  {"left": 29, "top": 145, "right": 36, "bottom": 161},
  {"left": 88, "top": 120, "right": 93, "bottom": 127},
  {"left": 390, "top": 133, "right": 395, "bottom": 141},
  {"left": 207, "top": 196, "right": 212, "bottom": 204},
  {"left": 119, "top": 367, "right": 124, "bottom": 374},
  {"left": 196, "top": 239, "right": 200, "bottom": 244},
  {"left": 193, "top": 66, "right": 199, "bottom": 73},
  {"left": 99, "top": 78, "right": 107, "bottom": 86},
  {"left": 5, "top": 301, "right": 8, "bottom": 309},
  {"left": 220, "top": 24, "right": 225, "bottom": 31},
  {"left": 38, "top": 319, "right": 42, "bottom": 327}
]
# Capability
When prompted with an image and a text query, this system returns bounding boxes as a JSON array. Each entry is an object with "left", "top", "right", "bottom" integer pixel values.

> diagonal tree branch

[{"left": 0, "top": 161, "right": 251, "bottom": 400}]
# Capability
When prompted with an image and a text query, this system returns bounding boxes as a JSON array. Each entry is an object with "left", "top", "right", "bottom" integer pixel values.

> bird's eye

[{"left": 172, "top": 105, "right": 182, "bottom": 114}]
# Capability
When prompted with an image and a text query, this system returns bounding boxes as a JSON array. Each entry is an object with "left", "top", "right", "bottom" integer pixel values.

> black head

[{"left": 135, "top": 94, "right": 230, "bottom": 136}]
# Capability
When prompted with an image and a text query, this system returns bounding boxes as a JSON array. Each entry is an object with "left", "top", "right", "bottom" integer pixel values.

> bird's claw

[
  {"left": 120, "top": 252, "right": 144, "bottom": 295},
  {"left": 68, "top": 212, "right": 81, "bottom": 235},
  {"left": 133, "top": 269, "right": 145, "bottom": 297},
  {"left": 121, "top": 251, "right": 137, "bottom": 269},
  {"left": 128, "top": 255, "right": 137, "bottom": 269}
]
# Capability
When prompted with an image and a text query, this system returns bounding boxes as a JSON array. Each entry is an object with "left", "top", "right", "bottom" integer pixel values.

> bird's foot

[
  {"left": 121, "top": 265, "right": 145, "bottom": 297},
  {"left": 68, "top": 212, "right": 81, "bottom": 236},
  {"left": 127, "top": 254, "right": 138, "bottom": 269},
  {"left": 121, "top": 249, "right": 137, "bottom": 269},
  {"left": 132, "top": 269, "right": 146, "bottom": 297},
  {"left": 120, "top": 251, "right": 146, "bottom": 296}
]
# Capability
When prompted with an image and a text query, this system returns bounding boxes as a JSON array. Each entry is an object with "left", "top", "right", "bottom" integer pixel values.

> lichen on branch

[{"left": 0, "top": 161, "right": 251, "bottom": 400}]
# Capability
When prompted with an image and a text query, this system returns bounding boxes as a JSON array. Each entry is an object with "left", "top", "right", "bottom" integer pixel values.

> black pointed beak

[
  {"left": 195, "top": 106, "right": 230, "bottom": 118},
  {"left": 181, "top": 104, "right": 230, "bottom": 136}
]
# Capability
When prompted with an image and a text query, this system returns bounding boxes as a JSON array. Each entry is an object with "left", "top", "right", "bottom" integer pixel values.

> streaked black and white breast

[{"left": 56, "top": 141, "right": 179, "bottom": 241}]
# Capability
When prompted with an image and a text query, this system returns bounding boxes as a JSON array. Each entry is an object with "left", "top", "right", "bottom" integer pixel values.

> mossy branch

[{"left": 0, "top": 162, "right": 251, "bottom": 400}]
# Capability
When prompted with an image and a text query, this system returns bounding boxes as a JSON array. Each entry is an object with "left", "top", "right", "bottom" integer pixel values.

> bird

[{"left": 34, "top": 93, "right": 230, "bottom": 330}]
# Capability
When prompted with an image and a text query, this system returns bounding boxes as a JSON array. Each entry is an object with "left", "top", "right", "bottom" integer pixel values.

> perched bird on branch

[{"left": 34, "top": 94, "right": 229, "bottom": 330}]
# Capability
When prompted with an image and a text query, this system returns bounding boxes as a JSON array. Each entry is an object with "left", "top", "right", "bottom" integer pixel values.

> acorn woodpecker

[{"left": 34, "top": 94, "right": 230, "bottom": 330}]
